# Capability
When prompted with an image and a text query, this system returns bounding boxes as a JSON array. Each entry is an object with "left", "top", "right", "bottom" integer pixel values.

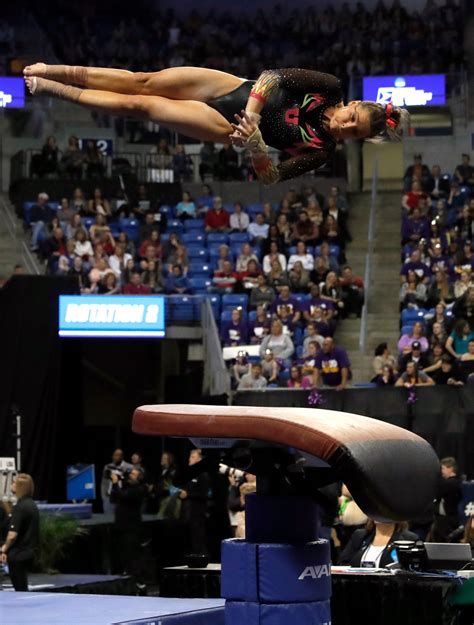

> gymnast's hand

[{"left": 229, "top": 110, "right": 259, "bottom": 147}]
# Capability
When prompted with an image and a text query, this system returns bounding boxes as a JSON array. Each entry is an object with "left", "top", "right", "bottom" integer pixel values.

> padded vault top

[{"left": 133, "top": 404, "right": 440, "bottom": 521}]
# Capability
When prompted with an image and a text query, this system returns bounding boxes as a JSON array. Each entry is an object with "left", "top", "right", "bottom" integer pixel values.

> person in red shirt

[
  {"left": 339, "top": 265, "right": 364, "bottom": 317},
  {"left": 212, "top": 260, "right": 239, "bottom": 292},
  {"left": 402, "top": 180, "right": 428, "bottom": 214},
  {"left": 205, "top": 196, "right": 230, "bottom": 232},
  {"left": 123, "top": 271, "right": 151, "bottom": 295}
]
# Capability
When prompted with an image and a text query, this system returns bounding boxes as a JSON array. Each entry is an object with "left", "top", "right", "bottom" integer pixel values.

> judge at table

[{"left": 338, "top": 519, "right": 418, "bottom": 568}]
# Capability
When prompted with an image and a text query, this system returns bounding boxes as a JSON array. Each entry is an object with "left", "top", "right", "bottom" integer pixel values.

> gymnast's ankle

[
  {"left": 23, "top": 63, "right": 88, "bottom": 86},
  {"left": 24, "top": 76, "right": 83, "bottom": 102}
]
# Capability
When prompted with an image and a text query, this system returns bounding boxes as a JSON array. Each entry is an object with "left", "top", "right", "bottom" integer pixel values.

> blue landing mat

[{"left": 0, "top": 592, "right": 225, "bottom": 625}]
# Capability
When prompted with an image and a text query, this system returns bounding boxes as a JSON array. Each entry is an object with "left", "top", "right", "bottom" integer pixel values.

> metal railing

[
  {"left": 358, "top": 159, "right": 378, "bottom": 352},
  {"left": 201, "top": 298, "right": 231, "bottom": 397}
]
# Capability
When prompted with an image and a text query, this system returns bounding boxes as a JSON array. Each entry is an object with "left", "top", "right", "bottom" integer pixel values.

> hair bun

[{"left": 386, "top": 106, "right": 410, "bottom": 142}]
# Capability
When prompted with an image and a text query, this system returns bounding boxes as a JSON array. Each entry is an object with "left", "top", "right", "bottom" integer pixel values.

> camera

[
  {"left": 105, "top": 467, "right": 128, "bottom": 481},
  {"left": 219, "top": 463, "right": 246, "bottom": 481}
]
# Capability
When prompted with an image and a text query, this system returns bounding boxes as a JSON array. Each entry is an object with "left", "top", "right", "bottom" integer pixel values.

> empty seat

[
  {"left": 187, "top": 245, "right": 209, "bottom": 260},
  {"left": 229, "top": 232, "right": 250, "bottom": 244},
  {"left": 182, "top": 232, "right": 205, "bottom": 244},
  {"left": 184, "top": 219, "right": 205, "bottom": 231},
  {"left": 188, "top": 261, "right": 213, "bottom": 277},
  {"left": 207, "top": 233, "right": 229, "bottom": 244},
  {"left": 167, "top": 295, "right": 195, "bottom": 323},
  {"left": 222, "top": 293, "right": 249, "bottom": 311},
  {"left": 166, "top": 219, "right": 184, "bottom": 235},
  {"left": 188, "top": 277, "right": 212, "bottom": 293}
]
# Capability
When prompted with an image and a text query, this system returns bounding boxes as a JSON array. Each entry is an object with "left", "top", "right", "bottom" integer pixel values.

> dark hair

[
  {"left": 454, "top": 319, "right": 469, "bottom": 337},
  {"left": 366, "top": 518, "right": 409, "bottom": 534},
  {"left": 360, "top": 101, "right": 410, "bottom": 142},
  {"left": 374, "top": 342, "right": 388, "bottom": 357}
]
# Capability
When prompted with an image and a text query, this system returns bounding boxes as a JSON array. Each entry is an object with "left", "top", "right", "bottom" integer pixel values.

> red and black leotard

[{"left": 207, "top": 68, "right": 343, "bottom": 182}]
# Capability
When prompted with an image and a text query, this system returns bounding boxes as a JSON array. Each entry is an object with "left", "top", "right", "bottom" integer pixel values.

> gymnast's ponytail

[{"left": 360, "top": 101, "right": 410, "bottom": 143}]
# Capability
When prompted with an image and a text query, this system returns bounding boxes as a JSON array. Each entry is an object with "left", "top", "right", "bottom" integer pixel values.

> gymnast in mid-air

[{"left": 24, "top": 64, "right": 409, "bottom": 184}]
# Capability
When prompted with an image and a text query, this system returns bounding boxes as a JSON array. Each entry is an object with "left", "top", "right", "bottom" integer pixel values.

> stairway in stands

[{"left": 0, "top": 195, "right": 39, "bottom": 280}]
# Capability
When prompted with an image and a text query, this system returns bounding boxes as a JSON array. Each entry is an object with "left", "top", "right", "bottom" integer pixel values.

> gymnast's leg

[
  {"left": 25, "top": 77, "right": 233, "bottom": 143},
  {"left": 23, "top": 64, "right": 245, "bottom": 101}
]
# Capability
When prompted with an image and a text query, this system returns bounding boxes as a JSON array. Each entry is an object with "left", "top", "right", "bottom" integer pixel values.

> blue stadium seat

[
  {"left": 247, "top": 203, "right": 263, "bottom": 215},
  {"left": 109, "top": 222, "right": 120, "bottom": 237},
  {"left": 160, "top": 233, "right": 170, "bottom": 244},
  {"left": 220, "top": 309, "right": 248, "bottom": 324},
  {"left": 84, "top": 217, "right": 95, "bottom": 229},
  {"left": 314, "top": 245, "right": 340, "bottom": 257},
  {"left": 278, "top": 369, "right": 290, "bottom": 384},
  {"left": 400, "top": 324, "right": 425, "bottom": 336},
  {"left": 23, "top": 202, "right": 35, "bottom": 224},
  {"left": 222, "top": 293, "right": 249, "bottom": 311},
  {"left": 182, "top": 232, "right": 205, "bottom": 244},
  {"left": 401, "top": 309, "right": 427, "bottom": 324},
  {"left": 166, "top": 219, "right": 184, "bottom": 235},
  {"left": 229, "top": 232, "right": 250, "bottom": 244},
  {"left": 188, "top": 261, "right": 213, "bottom": 277},
  {"left": 294, "top": 293, "right": 311, "bottom": 304},
  {"left": 207, "top": 233, "right": 229, "bottom": 244},
  {"left": 194, "top": 294, "right": 221, "bottom": 320},
  {"left": 160, "top": 205, "right": 173, "bottom": 217},
  {"left": 167, "top": 295, "right": 195, "bottom": 323},
  {"left": 296, "top": 345, "right": 304, "bottom": 359},
  {"left": 248, "top": 310, "right": 257, "bottom": 322},
  {"left": 187, "top": 245, "right": 209, "bottom": 260},
  {"left": 292, "top": 327, "right": 303, "bottom": 345},
  {"left": 119, "top": 218, "right": 139, "bottom": 243},
  {"left": 188, "top": 277, "right": 212, "bottom": 293},
  {"left": 184, "top": 219, "right": 205, "bottom": 231}
]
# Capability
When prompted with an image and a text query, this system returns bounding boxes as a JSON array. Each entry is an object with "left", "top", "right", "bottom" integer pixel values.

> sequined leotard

[{"left": 207, "top": 68, "right": 343, "bottom": 182}]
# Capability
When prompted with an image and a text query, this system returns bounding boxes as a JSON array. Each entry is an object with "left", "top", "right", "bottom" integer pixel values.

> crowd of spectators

[
  {"left": 35, "top": 1, "right": 464, "bottom": 91},
  {"left": 371, "top": 152, "right": 474, "bottom": 387},
  {"left": 25, "top": 177, "right": 362, "bottom": 391}
]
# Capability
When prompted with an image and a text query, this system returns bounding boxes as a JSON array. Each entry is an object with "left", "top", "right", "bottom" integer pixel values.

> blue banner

[
  {"left": 0, "top": 77, "right": 25, "bottom": 108},
  {"left": 363, "top": 74, "right": 445, "bottom": 106},
  {"left": 59, "top": 295, "right": 166, "bottom": 337},
  {"left": 67, "top": 464, "right": 96, "bottom": 501}
]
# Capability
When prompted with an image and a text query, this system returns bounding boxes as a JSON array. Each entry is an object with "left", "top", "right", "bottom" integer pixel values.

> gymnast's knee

[{"left": 127, "top": 95, "right": 152, "bottom": 117}]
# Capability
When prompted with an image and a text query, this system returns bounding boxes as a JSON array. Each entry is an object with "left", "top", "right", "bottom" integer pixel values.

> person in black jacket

[
  {"left": 338, "top": 519, "right": 418, "bottom": 568},
  {"left": 179, "top": 449, "right": 210, "bottom": 556},
  {"left": 430, "top": 457, "right": 462, "bottom": 542},
  {"left": 110, "top": 468, "right": 147, "bottom": 579},
  {"left": 0, "top": 474, "right": 39, "bottom": 591}
]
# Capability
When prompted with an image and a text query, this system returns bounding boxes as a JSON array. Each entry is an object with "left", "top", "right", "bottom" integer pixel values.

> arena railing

[
  {"left": 358, "top": 158, "right": 378, "bottom": 352},
  {"left": 201, "top": 297, "right": 231, "bottom": 397}
]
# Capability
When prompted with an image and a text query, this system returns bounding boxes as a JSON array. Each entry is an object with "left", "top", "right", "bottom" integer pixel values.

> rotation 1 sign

[
  {"left": 363, "top": 74, "right": 445, "bottom": 107},
  {"left": 59, "top": 295, "right": 166, "bottom": 338},
  {"left": 0, "top": 77, "right": 25, "bottom": 108}
]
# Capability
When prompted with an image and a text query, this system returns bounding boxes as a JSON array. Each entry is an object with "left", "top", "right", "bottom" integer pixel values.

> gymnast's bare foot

[{"left": 23, "top": 63, "right": 48, "bottom": 77}]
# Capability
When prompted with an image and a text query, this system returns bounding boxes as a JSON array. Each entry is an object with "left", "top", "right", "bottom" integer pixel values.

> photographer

[
  {"left": 110, "top": 468, "right": 147, "bottom": 580},
  {"left": 0, "top": 474, "right": 39, "bottom": 591},
  {"left": 101, "top": 449, "right": 133, "bottom": 514},
  {"left": 179, "top": 449, "right": 210, "bottom": 556}
]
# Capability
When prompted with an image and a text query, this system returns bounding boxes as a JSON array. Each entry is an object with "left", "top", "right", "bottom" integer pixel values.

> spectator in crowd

[
  {"left": 238, "top": 363, "right": 268, "bottom": 390},
  {"left": 395, "top": 361, "right": 435, "bottom": 387},
  {"left": 85, "top": 140, "right": 105, "bottom": 178},
  {"left": 431, "top": 457, "right": 462, "bottom": 542},
  {"left": 71, "top": 187, "right": 87, "bottom": 213},
  {"left": 60, "top": 135, "right": 85, "bottom": 178},
  {"left": 87, "top": 187, "right": 111, "bottom": 217},
  {"left": 300, "top": 340, "right": 320, "bottom": 377},
  {"left": 153, "top": 452, "right": 179, "bottom": 520},
  {"left": 175, "top": 191, "right": 196, "bottom": 220},
  {"left": 313, "top": 337, "right": 351, "bottom": 391},
  {"left": 259, "top": 319, "right": 295, "bottom": 365},
  {"left": 249, "top": 305, "right": 271, "bottom": 344},
  {"left": 249, "top": 274, "right": 275, "bottom": 310},
  {"left": 402, "top": 207, "right": 430, "bottom": 245},
  {"left": 400, "top": 250, "right": 431, "bottom": 284},
  {"left": 141, "top": 259, "right": 164, "bottom": 293},
  {"left": 172, "top": 144, "right": 192, "bottom": 181},
  {"left": 276, "top": 214, "right": 292, "bottom": 248},
  {"left": 236, "top": 243, "right": 258, "bottom": 273},
  {"left": 139, "top": 212, "right": 161, "bottom": 243},
  {"left": 289, "top": 260, "right": 311, "bottom": 293},
  {"left": 454, "top": 154, "right": 474, "bottom": 190},
  {"left": 42, "top": 227, "right": 66, "bottom": 270},
  {"left": 263, "top": 240, "right": 287, "bottom": 273},
  {"left": 196, "top": 184, "right": 214, "bottom": 212},
  {"left": 399, "top": 270, "right": 427, "bottom": 310},
  {"left": 372, "top": 343, "right": 398, "bottom": 377},
  {"left": 427, "top": 165, "right": 450, "bottom": 199},
  {"left": 109, "top": 243, "right": 133, "bottom": 279},
  {"left": 445, "top": 319, "right": 474, "bottom": 358},
  {"left": 221, "top": 308, "right": 248, "bottom": 346},
  {"left": 262, "top": 202, "right": 277, "bottom": 226},
  {"left": 205, "top": 196, "right": 230, "bottom": 232},
  {"left": 431, "top": 355, "right": 465, "bottom": 386},
  {"left": 30, "top": 192, "right": 54, "bottom": 251},
  {"left": 232, "top": 351, "right": 250, "bottom": 387},
  {"left": 123, "top": 271, "right": 152, "bottom": 295},
  {"left": 302, "top": 322, "right": 325, "bottom": 355},
  {"left": 399, "top": 340, "right": 430, "bottom": 372},
  {"left": 261, "top": 348, "right": 280, "bottom": 384},
  {"left": 248, "top": 213, "right": 270, "bottom": 244},
  {"left": 427, "top": 268, "right": 454, "bottom": 308},
  {"left": 287, "top": 365, "right": 312, "bottom": 389},
  {"left": 429, "top": 322, "right": 447, "bottom": 350},
  {"left": 398, "top": 321, "right": 429, "bottom": 354},
  {"left": 166, "top": 244, "right": 189, "bottom": 275},
  {"left": 402, "top": 180, "right": 428, "bottom": 213},
  {"left": 230, "top": 202, "right": 250, "bottom": 232},
  {"left": 373, "top": 365, "right": 397, "bottom": 387},
  {"left": 57, "top": 197, "right": 76, "bottom": 226},
  {"left": 460, "top": 340, "right": 474, "bottom": 381},
  {"left": 165, "top": 265, "right": 192, "bottom": 294},
  {"left": 423, "top": 344, "right": 446, "bottom": 376},
  {"left": 139, "top": 230, "right": 162, "bottom": 260},
  {"left": 266, "top": 259, "right": 289, "bottom": 290},
  {"left": 287, "top": 241, "right": 314, "bottom": 271},
  {"left": 452, "top": 288, "right": 474, "bottom": 330},
  {"left": 270, "top": 285, "right": 301, "bottom": 322},
  {"left": 98, "top": 271, "right": 120, "bottom": 295},
  {"left": 340, "top": 266, "right": 364, "bottom": 317},
  {"left": 212, "top": 260, "right": 239, "bottom": 293},
  {"left": 31, "top": 136, "right": 59, "bottom": 178},
  {"left": 321, "top": 271, "right": 345, "bottom": 315},
  {"left": 403, "top": 154, "right": 431, "bottom": 192},
  {"left": 291, "top": 210, "right": 319, "bottom": 245},
  {"left": 235, "top": 481, "right": 257, "bottom": 539}
]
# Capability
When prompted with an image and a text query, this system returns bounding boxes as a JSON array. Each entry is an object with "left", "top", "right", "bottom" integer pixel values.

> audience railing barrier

[
  {"left": 359, "top": 158, "right": 378, "bottom": 352},
  {"left": 233, "top": 385, "right": 474, "bottom": 475},
  {"left": 202, "top": 298, "right": 231, "bottom": 397}
]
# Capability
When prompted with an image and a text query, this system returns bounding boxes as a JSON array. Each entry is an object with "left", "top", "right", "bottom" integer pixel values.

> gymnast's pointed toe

[{"left": 23, "top": 63, "right": 47, "bottom": 77}]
